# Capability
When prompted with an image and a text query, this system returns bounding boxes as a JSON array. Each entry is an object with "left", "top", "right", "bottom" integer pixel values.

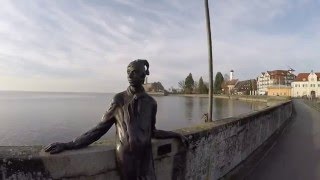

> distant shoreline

[
  {"left": 170, "top": 94, "right": 214, "bottom": 98},
  {"left": 169, "top": 94, "right": 232, "bottom": 98},
  {"left": 168, "top": 94, "right": 291, "bottom": 103}
]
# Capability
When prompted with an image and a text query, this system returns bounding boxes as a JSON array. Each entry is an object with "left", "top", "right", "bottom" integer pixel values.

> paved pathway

[{"left": 248, "top": 99, "right": 320, "bottom": 180}]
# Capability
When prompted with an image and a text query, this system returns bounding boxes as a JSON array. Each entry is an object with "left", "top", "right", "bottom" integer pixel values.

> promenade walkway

[{"left": 248, "top": 99, "right": 320, "bottom": 180}]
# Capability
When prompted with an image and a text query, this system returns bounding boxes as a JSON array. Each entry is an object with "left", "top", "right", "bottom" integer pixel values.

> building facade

[
  {"left": 222, "top": 70, "right": 238, "bottom": 95},
  {"left": 257, "top": 69, "right": 295, "bottom": 95},
  {"left": 267, "top": 86, "right": 292, "bottom": 97},
  {"left": 222, "top": 79, "right": 238, "bottom": 95},
  {"left": 257, "top": 72, "right": 271, "bottom": 95},
  {"left": 291, "top": 71, "right": 320, "bottom": 98},
  {"left": 234, "top": 79, "right": 257, "bottom": 95}
]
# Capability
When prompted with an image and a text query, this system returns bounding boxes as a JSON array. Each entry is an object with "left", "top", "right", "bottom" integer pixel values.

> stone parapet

[{"left": 0, "top": 101, "right": 293, "bottom": 180}]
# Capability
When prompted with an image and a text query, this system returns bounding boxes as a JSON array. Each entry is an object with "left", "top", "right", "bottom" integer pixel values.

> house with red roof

[
  {"left": 222, "top": 70, "right": 239, "bottom": 95},
  {"left": 291, "top": 71, "right": 320, "bottom": 98}
]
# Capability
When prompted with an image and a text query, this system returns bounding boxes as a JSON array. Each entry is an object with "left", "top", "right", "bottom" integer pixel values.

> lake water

[{"left": 0, "top": 91, "right": 267, "bottom": 146}]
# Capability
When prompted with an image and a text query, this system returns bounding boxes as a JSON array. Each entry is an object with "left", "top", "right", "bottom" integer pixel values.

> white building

[
  {"left": 291, "top": 71, "right": 320, "bottom": 98},
  {"left": 257, "top": 72, "right": 271, "bottom": 95},
  {"left": 257, "top": 69, "right": 295, "bottom": 95}
]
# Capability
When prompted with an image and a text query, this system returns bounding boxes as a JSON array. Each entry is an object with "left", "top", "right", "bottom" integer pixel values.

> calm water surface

[{"left": 0, "top": 91, "right": 267, "bottom": 145}]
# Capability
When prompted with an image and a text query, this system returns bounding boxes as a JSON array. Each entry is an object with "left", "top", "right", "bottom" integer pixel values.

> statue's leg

[
  {"left": 139, "top": 145, "right": 156, "bottom": 180},
  {"left": 116, "top": 146, "right": 139, "bottom": 180}
]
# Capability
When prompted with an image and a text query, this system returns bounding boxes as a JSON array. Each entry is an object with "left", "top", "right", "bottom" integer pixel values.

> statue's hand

[
  {"left": 44, "top": 142, "right": 68, "bottom": 154},
  {"left": 178, "top": 135, "right": 189, "bottom": 148}
]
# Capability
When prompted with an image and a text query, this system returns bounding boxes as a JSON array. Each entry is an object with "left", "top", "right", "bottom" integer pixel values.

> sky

[{"left": 0, "top": 0, "right": 320, "bottom": 92}]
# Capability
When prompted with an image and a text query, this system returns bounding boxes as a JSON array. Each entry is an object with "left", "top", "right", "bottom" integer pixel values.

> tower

[{"left": 230, "top": 70, "right": 234, "bottom": 80}]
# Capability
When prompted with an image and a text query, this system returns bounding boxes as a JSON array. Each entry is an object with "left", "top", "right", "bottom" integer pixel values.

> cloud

[{"left": 0, "top": 0, "right": 319, "bottom": 92}]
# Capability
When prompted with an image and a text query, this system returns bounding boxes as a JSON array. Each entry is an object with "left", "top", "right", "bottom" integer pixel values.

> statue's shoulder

[
  {"left": 112, "top": 91, "right": 127, "bottom": 105},
  {"left": 144, "top": 93, "right": 157, "bottom": 105}
]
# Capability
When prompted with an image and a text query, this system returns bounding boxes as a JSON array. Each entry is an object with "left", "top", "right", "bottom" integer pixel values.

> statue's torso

[
  {"left": 113, "top": 90, "right": 156, "bottom": 151},
  {"left": 112, "top": 90, "right": 157, "bottom": 179}
]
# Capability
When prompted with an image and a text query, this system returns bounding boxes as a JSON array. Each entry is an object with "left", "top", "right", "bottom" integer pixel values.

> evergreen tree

[
  {"left": 214, "top": 72, "right": 224, "bottom": 94},
  {"left": 198, "top": 77, "right": 207, "bottom": 94},
  {"left": 185, "top": 73, "right": 194, "bottom": 94},
  {"left": 194, "top": 81, "right": 198, "bottom": 93}
]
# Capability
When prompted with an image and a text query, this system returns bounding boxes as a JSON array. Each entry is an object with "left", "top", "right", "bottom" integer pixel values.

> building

[
  {"left": 222, "top": 70, "right": 238, "bottom": 95},
  {"left": 291, "top": 71, "right": 320, "bottom": 98},
  {"left": 267, "top": 85, "right": 292, "bottom": 97},
  {"left": 223, "top": 79, "right": 238, "bottom": 95},
  {"left": 234, "top": 79, "right": 258, "bottom": 95},
  {"left": 257, "top": 69, "right": 295, "bottom": 95}
]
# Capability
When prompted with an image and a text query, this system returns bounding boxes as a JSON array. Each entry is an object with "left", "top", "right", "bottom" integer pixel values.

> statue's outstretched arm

[
  {"left": 68, "top": 105, "right": 116, "bottom": 149},
  {"left": 45, "top": 101, "right": 117, "bottom": 154}
]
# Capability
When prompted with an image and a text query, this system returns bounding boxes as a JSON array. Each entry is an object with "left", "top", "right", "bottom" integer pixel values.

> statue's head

[{"left": 127, "top": 59, "right": 149, "bottom": 87}]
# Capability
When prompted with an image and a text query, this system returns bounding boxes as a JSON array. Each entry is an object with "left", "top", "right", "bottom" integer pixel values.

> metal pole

[{"left": 204, "top": 0, "right": 213, "bottom": 122}]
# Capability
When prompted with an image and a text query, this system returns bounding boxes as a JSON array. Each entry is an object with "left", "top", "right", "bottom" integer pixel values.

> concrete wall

[{"left": 0, "top": 101, "right": 293, "bottom": 180}]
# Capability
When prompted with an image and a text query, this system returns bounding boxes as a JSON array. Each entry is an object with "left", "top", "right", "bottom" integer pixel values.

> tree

[
  {"left": 152, "top": 82, "right": 165, "bottom": 92},
  {"left": 223, "top": 73, "right": 230, "bottom": 81},
  {"left": 214, "top": 72, "right": 224, "bottom": 94},
  {"left": 198, "top": 77, "right": 208, "bottom": 94},
  {"left": 185, "top": 73, "right": 194, "bottom": 94},
  {"left": 194, "top": 81, "right": 198, "bottom": 93},
  {"left": 178, "top": 80, "right": 185, "bottom": 93}
]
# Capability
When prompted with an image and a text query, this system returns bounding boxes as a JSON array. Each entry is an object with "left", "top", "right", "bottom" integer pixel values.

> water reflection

[
  {"left": 213, "top": 98, "right": 223, "bottom": 120},
  {"left": 199, "top": 97, "right": 207, "bottom": 115},
  {"left": 227, "top": 99, "right": 234, "bottom": 118},
  {"left": 184, "top": 97, "right": 194, "bottom": 121}
]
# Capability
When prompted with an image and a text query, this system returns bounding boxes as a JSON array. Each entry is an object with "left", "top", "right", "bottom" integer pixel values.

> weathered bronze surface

[{"left": 44, "top": 59, "right": 188, "bottom": 180}]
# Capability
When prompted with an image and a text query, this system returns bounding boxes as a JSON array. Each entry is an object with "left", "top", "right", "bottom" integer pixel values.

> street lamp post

[{"left": 204, "top": 0, "right": 213, "bottom": 122}]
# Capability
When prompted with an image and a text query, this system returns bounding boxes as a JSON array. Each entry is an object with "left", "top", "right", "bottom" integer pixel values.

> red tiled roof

[
  {"left": 295, "top": 73, "right": 309, "bottom": 81},
  {"left": 294, "top": 72, "right": 320, "bottom": 81}
]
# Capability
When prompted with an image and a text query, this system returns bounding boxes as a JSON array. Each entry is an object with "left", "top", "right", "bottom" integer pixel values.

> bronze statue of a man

[{"left": 45, "top": 59, "right": 188, "bottom": 180}]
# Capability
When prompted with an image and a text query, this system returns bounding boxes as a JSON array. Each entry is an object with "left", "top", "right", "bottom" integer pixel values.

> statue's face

[{"left": 127, "top": 64, "right": 145, "bottom": 87}]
